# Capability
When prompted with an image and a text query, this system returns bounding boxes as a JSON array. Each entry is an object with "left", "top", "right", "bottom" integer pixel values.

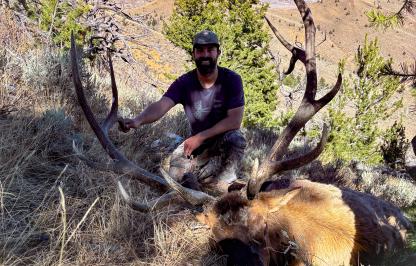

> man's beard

[{"left": 195, "top": 57, "right": 217, "bottom": 75}]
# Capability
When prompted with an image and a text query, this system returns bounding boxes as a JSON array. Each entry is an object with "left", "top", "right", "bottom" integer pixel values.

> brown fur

[{"left": 197, "top": 180, "right": 412, "bottom": 266}]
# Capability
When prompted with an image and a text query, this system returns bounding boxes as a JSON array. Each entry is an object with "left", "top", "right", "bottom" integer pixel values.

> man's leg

[
  {"left": 220, "top": 129, "right": 246, "bottom": 178},
  {"left": 166, "top": 141, "right": 211, "bottom": 190},
  {"left": 209, "top": 129, "right": 247, "bottom": 191},
  {"left": 167, "top": 130, "right": 246, "bottom": 193}
]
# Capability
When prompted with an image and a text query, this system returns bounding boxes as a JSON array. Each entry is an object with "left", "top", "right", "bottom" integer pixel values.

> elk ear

[{"left": 268, "top": 186, "right": 301, "bottom": 213}]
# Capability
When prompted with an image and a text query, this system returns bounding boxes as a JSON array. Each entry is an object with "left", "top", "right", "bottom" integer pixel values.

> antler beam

[{"left": 247, "top": 0, "right": 342, "bottom": 199}]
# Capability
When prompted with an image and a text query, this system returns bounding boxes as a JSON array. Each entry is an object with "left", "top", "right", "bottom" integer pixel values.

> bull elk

[{"left": 70, "top": 0, "right": 412, "bottom": 264}]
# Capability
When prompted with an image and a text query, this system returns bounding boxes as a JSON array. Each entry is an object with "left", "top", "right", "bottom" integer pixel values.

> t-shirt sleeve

[
  {"left": 226, "top": 73, "right": 245, "bottom": 110},
  {"left": 163, "top": 77, "right": 184, "bottom": 105}
]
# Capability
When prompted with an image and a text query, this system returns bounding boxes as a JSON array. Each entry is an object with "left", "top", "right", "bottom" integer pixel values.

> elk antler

[
  {"left": 70, "top": 33, "right": 214, "bottom": 211},
  {"left": 247, "top": 0, "right": 342, "bottom": 199},
  {"left": 71, "top": 33, "right": 168, "bottom": 191}
]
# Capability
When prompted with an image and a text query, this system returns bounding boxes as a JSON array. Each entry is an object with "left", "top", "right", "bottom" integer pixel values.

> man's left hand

[{"left": 183, "top": 134, "right": 204, "bottom": 157}]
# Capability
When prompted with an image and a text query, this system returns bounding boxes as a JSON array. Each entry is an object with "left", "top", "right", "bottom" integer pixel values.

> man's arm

[
  {"left": 183, "top": 106, "right": 244, "bottom": 156},
  {"left": 119, "top": 96, "right": 175, "bottom": 131}
]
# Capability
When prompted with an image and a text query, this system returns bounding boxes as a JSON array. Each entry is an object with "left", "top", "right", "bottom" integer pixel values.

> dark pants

[{"left": 168, "top": 130, "right": 246, "bottom": 192}]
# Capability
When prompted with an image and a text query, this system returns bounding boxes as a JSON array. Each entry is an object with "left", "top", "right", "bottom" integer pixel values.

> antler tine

[
  {"left": 114, "top": 168, "right": 215, "bottom": 213},
  {"left": 117, "top": 181, "right": 184, "bottom": 212},
  {"left": 102, "top": 50, "right": 119, "bottom": 133},
  {"left": 70, "top": 33, "right": 168, "bottom": 191},
  {"left": 247, "top": 0, "right": 342, "bottom": 199},
  {"left": 264, "top": 16, "right": 305, "bottom": 75},
  {"left": 257, "top": 124, "right": 329, "bottom": 179},
  {"left": 160, "top": 168, "right": 215, "bottom": 206}
]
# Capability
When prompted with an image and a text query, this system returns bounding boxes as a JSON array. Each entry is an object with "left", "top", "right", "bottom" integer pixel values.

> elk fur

[{"left": 197, "top": 179, "right": 412, "bottom": 266}]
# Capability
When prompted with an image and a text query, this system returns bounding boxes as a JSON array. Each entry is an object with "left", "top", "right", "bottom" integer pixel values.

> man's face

[{"left": 192, "top": 44, "right": 221, "bottom": 75}]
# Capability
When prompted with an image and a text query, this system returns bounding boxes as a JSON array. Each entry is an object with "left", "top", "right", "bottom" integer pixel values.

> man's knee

[{"left": 222, "top": 130, "right": 247, "bottom": 150}]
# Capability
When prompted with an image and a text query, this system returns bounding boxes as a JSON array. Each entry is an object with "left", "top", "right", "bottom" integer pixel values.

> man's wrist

[
  {"left": 133, "top": 117, "right": 142, "bottom": 128},
  {"left": 196, "top": 132, "right": 208, "bottom": 142}
]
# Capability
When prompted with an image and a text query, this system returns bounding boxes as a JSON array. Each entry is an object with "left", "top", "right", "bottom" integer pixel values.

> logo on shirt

[{"left": 193, "top": 100, "right": 211, "bottom": 120}]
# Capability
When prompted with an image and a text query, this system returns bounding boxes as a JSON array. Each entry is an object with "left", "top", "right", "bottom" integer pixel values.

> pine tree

[
  {"left": 164, "top": 0, "right": 279, "bottom": 128},
  {"left": 322, "top": 37, "right": 403, "bottom": 164}
]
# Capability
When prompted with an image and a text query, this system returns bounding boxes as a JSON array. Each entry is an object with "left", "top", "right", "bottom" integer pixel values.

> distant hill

[
  {"left": 267, "top": 0, "right": 416, "bottom": 81},
  {"left": 265, "top": 0, "right": 415, "bottom": 137}
]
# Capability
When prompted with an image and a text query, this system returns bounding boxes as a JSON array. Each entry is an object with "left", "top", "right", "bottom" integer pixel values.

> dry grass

[
  {"left": 0, "top": 7, "right": 415, "bottom": 265},
  {"left": 0, "top": 11, "right": 211, "bottom": 265}
]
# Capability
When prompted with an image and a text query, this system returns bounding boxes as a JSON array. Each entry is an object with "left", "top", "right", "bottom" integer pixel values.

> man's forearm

[
  {"left": 197, "top": 116, "right": 241, "bottom": 141},
  {"left": 182, "top": 106, "right": 243, "bottom": 156},
  {"left": 134, "top": 97, "right": 174, "bottom": 125},
  {"left": 135, "top": 102, "right": 165, "bottom": 125}
]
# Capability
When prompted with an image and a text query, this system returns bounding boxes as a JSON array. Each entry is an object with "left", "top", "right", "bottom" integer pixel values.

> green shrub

[
  {"left": 322, "top": 37, "right": 403, "bottom": 165},
  {"left": 282, "top": 74, "right": 301, "bottom": 88},
  {"left": 380, "top": 121, "right": 409, "bottom": 170},
  {"left": 38, "top": 0, "right": 91, "bottom": 48}
]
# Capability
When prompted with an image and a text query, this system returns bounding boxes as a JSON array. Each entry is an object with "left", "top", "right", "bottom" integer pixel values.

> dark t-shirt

[{"left": 164, "top": 67, "right": 244, "bottom": 135}]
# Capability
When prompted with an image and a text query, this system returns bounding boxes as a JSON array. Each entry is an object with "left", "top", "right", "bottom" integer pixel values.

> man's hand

[
  {"left": 183, "top": 134, "right": 205, "bottom": 157},
  {"left": 118, "top": 117, "right": 141, "bottom": 133}
]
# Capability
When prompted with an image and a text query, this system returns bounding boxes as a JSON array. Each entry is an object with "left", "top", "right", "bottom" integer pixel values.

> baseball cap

[{"left": 193, "top": 30, "right": 220, "bottom": 47}]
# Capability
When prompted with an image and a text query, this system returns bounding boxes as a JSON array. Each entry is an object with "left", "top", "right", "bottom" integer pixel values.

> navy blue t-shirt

[{"left": 164, "top": 67, "right": 244, "bottom": 135}]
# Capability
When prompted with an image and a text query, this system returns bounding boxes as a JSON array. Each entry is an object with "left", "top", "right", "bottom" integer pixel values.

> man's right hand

[{"left": 118, "top": 117, "right": 141, "bottom": 133}]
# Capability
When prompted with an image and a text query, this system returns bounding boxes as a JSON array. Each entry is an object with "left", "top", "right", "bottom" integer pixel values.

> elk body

[
  {"left": 69, "top": 0, "right": 412, "bottom": 264},
  {"left": 197, "top": 179, "right": 412, "bottom": 265}
]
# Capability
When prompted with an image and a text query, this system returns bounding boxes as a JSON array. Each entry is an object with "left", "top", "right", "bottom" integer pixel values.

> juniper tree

[{"left": 366, "top": 0, "right": 415, "bottom": 28}]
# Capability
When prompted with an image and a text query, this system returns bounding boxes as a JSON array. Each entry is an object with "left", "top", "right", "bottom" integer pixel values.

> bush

[
  {"left": 322, "top": 37, "right": 403, "bottom": 165},
  {"left": 22, "top": 48, "right": 70, "bottom": 91},
  {"left": 38, "top": 0, "right": 91, "bottom": 48},
  {"left": 282, "top": 74, "right": 301, "bottom": 88},
  {"left": 380, "top": 121, "right": 409, "bottom": 170}
]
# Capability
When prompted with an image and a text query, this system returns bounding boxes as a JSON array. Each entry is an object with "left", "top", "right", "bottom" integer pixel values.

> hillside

[
  {"left": 265, "top": 0, "right": 416, "bottom": 137},
  {"left": 267, "top": 0, "right": 416, "bottom": 80},
  {"left": 127, "top": 0, "right": 415, "bottom": 79},
  {"left": 0, "top": 1, "right": 415, "bottom": 265}
]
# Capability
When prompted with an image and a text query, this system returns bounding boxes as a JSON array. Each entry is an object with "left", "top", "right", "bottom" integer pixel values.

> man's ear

[{"left": 267, "top": 186, "right": 301, "bottom": 213}]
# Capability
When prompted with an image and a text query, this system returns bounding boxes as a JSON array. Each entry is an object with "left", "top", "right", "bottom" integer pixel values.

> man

[{"left": 119, "top": 30, "right": 246, "bottom": 193}]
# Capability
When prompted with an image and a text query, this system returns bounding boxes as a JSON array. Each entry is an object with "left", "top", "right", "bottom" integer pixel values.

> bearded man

[{"left": 119, "top": 30, "right": 246, "bottom": 193}]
